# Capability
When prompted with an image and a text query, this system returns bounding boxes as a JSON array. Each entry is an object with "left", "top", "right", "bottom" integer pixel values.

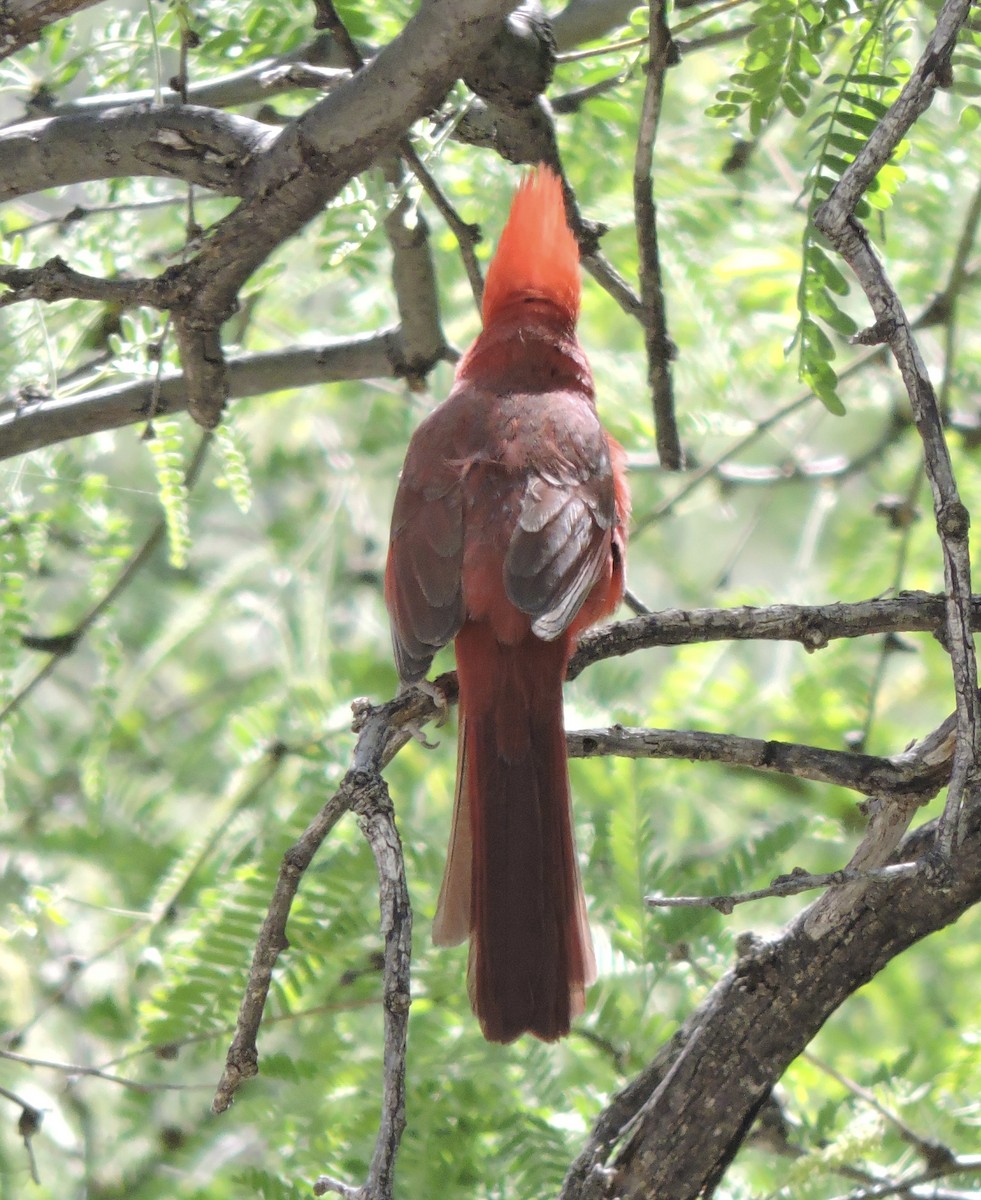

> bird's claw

[
  {"left": 415, "top": 678, "right": 450, "bottom": 728},
  {"left": 406, "top": 723, "right": 440, "bottom": 750}
]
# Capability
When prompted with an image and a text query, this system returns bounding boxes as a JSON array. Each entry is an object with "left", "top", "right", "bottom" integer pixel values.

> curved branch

[{"left": 216, "top": 695, "right": 414, "bottom": 1200}]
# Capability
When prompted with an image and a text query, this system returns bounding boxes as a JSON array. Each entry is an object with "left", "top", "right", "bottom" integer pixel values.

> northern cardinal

[{"left": 385, "top": 165, "right": 629, "bottom": 1043}]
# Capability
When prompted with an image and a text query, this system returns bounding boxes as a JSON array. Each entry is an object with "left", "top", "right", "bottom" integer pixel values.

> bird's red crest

[{"left": 481, "top": 164, "right": 581, "bottom": 328}]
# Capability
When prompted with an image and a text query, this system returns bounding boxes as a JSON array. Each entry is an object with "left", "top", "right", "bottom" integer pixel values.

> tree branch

[
  {"left": 162, "top": 0, "right": 517, "bottom": 427},
  {"left": 568, "top": 591, "right": 979, "bottom": 677},
  {"left": 2, "top": 3, "right": 518, "bottom": 431},
  {"left": 215, "top": 694, "right": 417, "bottom": 1198},
  {"left": 18, "top": 36, "right": 350, "bottom": 115},
  {"left": 0, "top": 1046, "right": 205, "bottom": 1093},
  {"left": 567, "top": 709, "right": 955, "bottom": 800},
  {"left": 0, "top": 328, "right": 442, "bottom": 460},
  {"left": 0, "top": 254, "right": 167, "bottom": 309},
  {"left": 314, "top": 772, "right": 412, "bottom": 1200},
  {"left": 634, "top": 1, "right": 682, "bottom": 467},
  {"left": 813, "top": 0, "right": 979, "bottom": 861},
  {"left": 0, "top": 105, "right": 274, "bottom": 202},
  {"left": 562, "top": 803, "right": 981, "bottom": 1200},
  {"left": 644, "top": 862, "right": 920, "bottom": 912},
  {"left": 0, "top": 0, "right": 102, "bottom": 60}
]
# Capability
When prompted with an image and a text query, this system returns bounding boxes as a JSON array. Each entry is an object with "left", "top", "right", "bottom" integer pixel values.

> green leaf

[
  {"left": 145, "top": 419, "right": 192, "bottom": 569},
  {"left": 802, "top": 360, "right": 846, "bottom": 414},
  {"left": 836, "top": 110, "right": 878, "bottom": 135}
]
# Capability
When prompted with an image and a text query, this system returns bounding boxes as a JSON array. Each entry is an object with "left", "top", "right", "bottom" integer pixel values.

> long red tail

[{"left": 433, "top": 622, "right": 596, "bottom": 1043}]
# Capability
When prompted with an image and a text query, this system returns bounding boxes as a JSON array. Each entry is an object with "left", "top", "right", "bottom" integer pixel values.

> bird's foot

[
  {"left": 396, "top": 678, "right": 448, "bottom": 749},
  {"left": 415, "top": 678, "right": 450, "bottom": 728}
]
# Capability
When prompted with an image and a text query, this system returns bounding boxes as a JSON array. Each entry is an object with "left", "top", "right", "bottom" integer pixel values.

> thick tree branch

[
  {"left": 161, "top": 0, "right": 517, "bottom": 426},
  {"left": 1, "top": 3, "right": 518, "bottom": 430},
  {"left": 562, "top": 803, "right": 981, "bottom": 1200},
  {"left": 549, "top": 0, "right": 638, "bottom": 51},
  {"left": 0, "top": 105, "right": 274, "bottom": 202}
]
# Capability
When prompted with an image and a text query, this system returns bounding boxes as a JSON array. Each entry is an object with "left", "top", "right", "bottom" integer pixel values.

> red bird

[{"left": 385, "top": 166, "right": 630, "bottom": 1043}]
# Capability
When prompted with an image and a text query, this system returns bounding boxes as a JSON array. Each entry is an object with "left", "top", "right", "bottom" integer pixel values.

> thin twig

[
  {"left": 314, "top": 0, "right": 484, "bottom": 306},
  {"left": 632, "top": 346, "right": 885, "bottom": 534},
  {"left": 0, "top": 433, "right": 211, "bottom": 727},
  {"left": 23, "top": 39, "right": 350, "bottom": 116},
  {"left": 645, "top": 863, "right": 920, "bottom": 913},
  {"left": 936, "top": 172, "right": 981, "bottom": 421},
  {"left": 803, "top": 1050, "right": 958, "bottom": 1170},
  {"left": 0, "top": 1047, "right": 208, "bottom": 1093},
  {"left": 629, "top": 213, "right": 975, "bottom": 536},
  {"left": 0, "top": 1077, "right": 42, "bottom": 1181},
  {"left": 671, "top": 0, "right": 752, "bottom": 35},
  {"left": 14, "top": 196, "right": 190, "bottom": 235},
  {"left": 211, "top": 787, "right": 350, "bottom": 1111},
  {"left": 215, "top": 694, "right": 416, "bottom": 1199},
  {"left": 634, "top": 0, "right": 681, "bottom": 467},
  {"left": 825, "top": 1155, "right": 981, "bottom": 1200},
  {"left": 398, "top": 140, "right": 484, "bottom": 307}
]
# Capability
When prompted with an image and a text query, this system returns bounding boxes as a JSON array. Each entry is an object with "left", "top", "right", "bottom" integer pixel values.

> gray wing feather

[
  {"left": 505, "top": 471, "right": 615, "bottom": 641},
  {"left": 389, "top": 479, "right": 465, "bottom": 683}
]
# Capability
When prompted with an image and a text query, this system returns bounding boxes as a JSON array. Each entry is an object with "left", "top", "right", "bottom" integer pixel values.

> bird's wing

[
  {"left": 504, "top": 428, "right": 617, "bottom": 641},
  {"left": 386, "top": 460, "right": 466, "bottom": 684}
]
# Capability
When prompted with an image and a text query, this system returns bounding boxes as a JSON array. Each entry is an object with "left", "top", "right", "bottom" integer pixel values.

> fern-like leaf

[
  {"left": 708, "top": 0, "right": 844, "bottom": 133},
  {"left": 793, "top": 4, "right": 908, "bottom": 412},
  {"left": 145, "top": 418, "right": 192, "bottom": 568},
  {"left": 213, "top": 421, "right": 254, "bottom": 515}
]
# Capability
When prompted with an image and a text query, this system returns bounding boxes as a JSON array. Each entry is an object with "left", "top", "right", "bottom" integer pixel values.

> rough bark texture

[{"left": 563, "top": 807, "right": 981, "bottom": 1200}]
